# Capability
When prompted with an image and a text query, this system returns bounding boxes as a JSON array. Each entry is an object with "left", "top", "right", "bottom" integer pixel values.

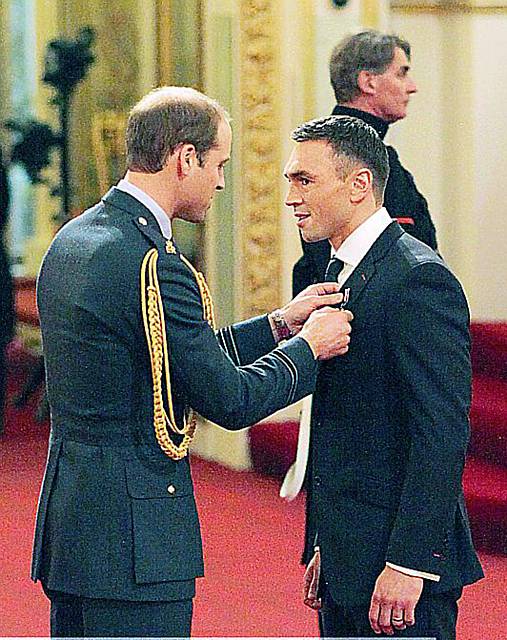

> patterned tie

[{"left": 324, "top": 257, "right": 344, "bottom": 283}]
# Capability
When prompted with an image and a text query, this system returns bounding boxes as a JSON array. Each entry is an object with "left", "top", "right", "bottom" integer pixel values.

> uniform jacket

[
  {"left": 304, "top": 222, "right": 483, "bottom": 606},
  {"left": 292, "top": 105, "right": 438, "bottom": 296},
  {"left": 31, "top": 187, "right": 318, "bottom": 601}
]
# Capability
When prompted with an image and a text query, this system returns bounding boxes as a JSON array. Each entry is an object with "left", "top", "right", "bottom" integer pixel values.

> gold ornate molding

[
  {"left": 239, "top": 0, "right": 282, "bottom": 318},
  {"left": 362, "top": 0, "right": 382, "bottom": 27},
  {"left": 392, "top": 0, "right": 507, "bottom": 13},
  {"left": 92, "top": 110, "right": 127, "bottom": 194}
]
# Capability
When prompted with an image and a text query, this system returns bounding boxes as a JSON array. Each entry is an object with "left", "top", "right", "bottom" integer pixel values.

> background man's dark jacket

[
  {"left": 304, "top": 222, "right": 483, "bottom": 605},
  {"left": 31, "top": 187, "right": 318, "bottom": 601},
  {"left": 293, "top": 105, "right": 438, "bottom": 296}
]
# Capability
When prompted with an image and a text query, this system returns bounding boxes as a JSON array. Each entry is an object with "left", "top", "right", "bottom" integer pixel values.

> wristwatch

[{"left": 269, "top": 309, "right": 293, "bottom": 342}]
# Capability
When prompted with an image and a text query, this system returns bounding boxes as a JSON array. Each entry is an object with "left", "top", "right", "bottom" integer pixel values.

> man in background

[
  {"left": 293, "top": 30, "right": 437, "bottom": 295},
  {"left": 31, "top": 86, "right": 353, "bottom": 638},
  {"left": 284, "top": 115, "right": 482, "bottom": 638}
]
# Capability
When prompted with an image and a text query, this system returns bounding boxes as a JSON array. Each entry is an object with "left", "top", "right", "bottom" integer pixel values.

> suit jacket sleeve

[
  {"left": 385, "top": 261, "right": 471, "bottom": 575},
  {"left": 158, "top": 253, "right": 318, "bottom": 430}
]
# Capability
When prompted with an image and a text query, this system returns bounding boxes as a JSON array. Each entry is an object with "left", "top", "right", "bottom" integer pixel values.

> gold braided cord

[
  {"left": 179, "top": 254, "right": 216, "bottom": 329},
  {"left": 140, "top": 248, "right": 215, "bottom": 460}
]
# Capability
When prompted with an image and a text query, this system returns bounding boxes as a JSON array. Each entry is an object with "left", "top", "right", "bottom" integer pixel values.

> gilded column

[{"left": 239, "top": 0, "right": 282, "bottom": 318}]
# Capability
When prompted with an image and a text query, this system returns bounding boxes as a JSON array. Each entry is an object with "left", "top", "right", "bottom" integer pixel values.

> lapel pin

[
  {"left": 361, "top": 273, "right": 367, "bottom": 281},
  {"left": 138, "top": 217, "right": 148, "bottom": 226}
]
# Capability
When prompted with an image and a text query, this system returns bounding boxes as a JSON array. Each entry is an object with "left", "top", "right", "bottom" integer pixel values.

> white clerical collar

[
  {"left": 116, "top": 178, "right": 173, "bottom": 240},
  {"left": 331, "top": 207, "right": 393, "bottom": 267}
]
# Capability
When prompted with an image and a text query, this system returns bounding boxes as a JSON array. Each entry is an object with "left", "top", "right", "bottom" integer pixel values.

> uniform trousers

[
  {"left": 318, "top": 582, "right": 461, "bottom": 640},
  {"left": 44, "top": 587, "right": 193, "bottom": 638}
]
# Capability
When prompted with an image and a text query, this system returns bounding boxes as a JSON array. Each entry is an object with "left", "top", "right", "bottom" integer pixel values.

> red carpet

[{"left": 1, "top": 363, "right": 506, "bottom": 638}]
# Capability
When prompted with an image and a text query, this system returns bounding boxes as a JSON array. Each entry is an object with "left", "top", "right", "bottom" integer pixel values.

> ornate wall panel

[
  {"left": 239, "top": 0, "right": 282, "bottom": 318},
  {"left": 392, "top": 0, "right": 507, "bottom": 13}
]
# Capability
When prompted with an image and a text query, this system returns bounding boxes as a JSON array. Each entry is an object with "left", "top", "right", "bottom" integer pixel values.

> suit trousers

[
  {"left": 44, "top": 587, "right": 193, "bottom": 638},
  {"left": 318, "top": 583, "right": 461, "bottom": 640}
]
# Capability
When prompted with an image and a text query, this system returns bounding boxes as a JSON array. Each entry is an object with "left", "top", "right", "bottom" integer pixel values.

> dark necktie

[{"left": 324, "top": 257, "right": 344, "bottom": 283}]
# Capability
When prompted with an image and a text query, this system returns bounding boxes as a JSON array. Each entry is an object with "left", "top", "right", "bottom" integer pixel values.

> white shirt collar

[
  {"left": 332, "top": 207, "right": 393, "bottom": 267},
  {"left": 116, "top": 178, "right": 173, "bottom": 240}
]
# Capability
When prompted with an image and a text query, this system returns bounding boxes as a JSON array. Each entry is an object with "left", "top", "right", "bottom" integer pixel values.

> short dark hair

[
  {"left": 126, "top": 86, "right": 229, "bottom": 173},
  {"left": 291, "top": 115, "right": 389, "bottom": 203},
  {"left": 330, "top": 30, "right": 411, "bottom": 104}
]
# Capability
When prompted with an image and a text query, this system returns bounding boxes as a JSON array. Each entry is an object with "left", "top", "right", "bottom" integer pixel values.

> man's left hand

[
  {"left": 368, "top": 565, "right": 423, "bottom": 636},
  {"left": 280, "top": 283, "right": 343, "bottom": 335}
]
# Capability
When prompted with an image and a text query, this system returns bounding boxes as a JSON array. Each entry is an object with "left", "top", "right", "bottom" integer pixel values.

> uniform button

[
  {"left": 138, "top": 217, "right": 148, "bottom": 225},
  {"left": 167, "top": 484, "right": 176, "bottom": 495}
]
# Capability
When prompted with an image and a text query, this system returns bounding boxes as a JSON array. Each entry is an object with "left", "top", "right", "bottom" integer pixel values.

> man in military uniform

[{"left": 31, "top": 87, "right": 353, "bottom": 638}]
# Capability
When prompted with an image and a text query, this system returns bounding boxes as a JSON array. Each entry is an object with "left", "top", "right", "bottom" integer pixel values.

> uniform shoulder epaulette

[{"left": 140, "top": 244, "right": 215, "bottom": 460}]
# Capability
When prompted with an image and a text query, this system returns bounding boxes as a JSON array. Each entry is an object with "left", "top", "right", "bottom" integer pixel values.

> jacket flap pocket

[{"left": 124, "top": 458, "right": 194, "bottom": 499}]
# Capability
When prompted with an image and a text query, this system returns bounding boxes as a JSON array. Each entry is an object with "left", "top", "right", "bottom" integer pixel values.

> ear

[
  {"left": 175, "top": 143, "right": 198, "bottom": 178},
  {"left": 350, "top": 168, "right": 373, "bottom": 204},
  {"left": 357, "top": 70, "right": 377, "bottom": 97}
]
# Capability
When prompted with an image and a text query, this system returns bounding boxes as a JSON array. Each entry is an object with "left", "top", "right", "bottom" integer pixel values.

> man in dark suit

[
  {"left": 31, "top": 87, "right": 354, "bottom": 638},
  {"left": 283, "top": 115, "right": 483, "bottom": 639},
  {"left": 293, "top": 30, "right": 437, "bottom": 296}
]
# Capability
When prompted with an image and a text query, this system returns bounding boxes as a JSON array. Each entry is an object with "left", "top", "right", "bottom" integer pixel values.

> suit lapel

[{"left": 341, "top": 221, "right": 404, "bottom": 310}]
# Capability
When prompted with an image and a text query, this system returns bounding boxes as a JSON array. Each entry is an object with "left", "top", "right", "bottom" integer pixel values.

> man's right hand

[{"left": 300, "top": 307, "right": 353, "bottom": 360}]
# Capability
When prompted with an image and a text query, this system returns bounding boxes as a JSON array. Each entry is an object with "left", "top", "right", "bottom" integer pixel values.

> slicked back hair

[
  {"left": 291, "top": 115, "right": 389, "bottom": 204},
  {"left": 126, "top": 86, "right": 230, "bottom": 173},
  {"left": 330, "top": 30, "right": 411, "bottom": 104}
]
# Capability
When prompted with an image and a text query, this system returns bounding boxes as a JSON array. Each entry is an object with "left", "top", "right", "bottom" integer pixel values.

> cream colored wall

[
  {"left": 313, "top": 0, "right": 364, "bottom": 118},
  {"left": 391, "top": 8, "right": 507, "bottom": 320},
  {"left": 471, "top": 15, "right": 507, "bottom": 319}
]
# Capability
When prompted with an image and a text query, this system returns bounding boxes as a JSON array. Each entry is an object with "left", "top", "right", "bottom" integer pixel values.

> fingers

[
  {"left": 303, "top": 553, "right": 322, "bottom": 610},
  {"left": 378, "top": 602, "right": 395, "bottom": 636},
  {"left": 392, "top": 605, "right": 407, "bottom": 631},
  {"left": 404, "top": 601, "right": 416, "bottom": 626},
  {"left": 368, "top": 567, "right": 422, "bottom": 635},
  {"left": 303, "top": 282, "right": 341, "bottom": 296},
  {"left": 334, "top": 333, "right": 351, "bottom": 356},
  {"left": 311, "top": 306, "right": 353, "bottom": 321},
  {"left": 303, "top": 568, "right": 321, "bottom": 610},
  {"left": 368, "top": 598, "right": 381, "bottom": 635},
  {"left": 369, "top": 599, "right": 404, "bottom": 636},
  {"left": 311, "top": 293, "right": 344, "bottom": 308},
  {"left": 342, "top": 309, "right": 354, "bottom": 322}
]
